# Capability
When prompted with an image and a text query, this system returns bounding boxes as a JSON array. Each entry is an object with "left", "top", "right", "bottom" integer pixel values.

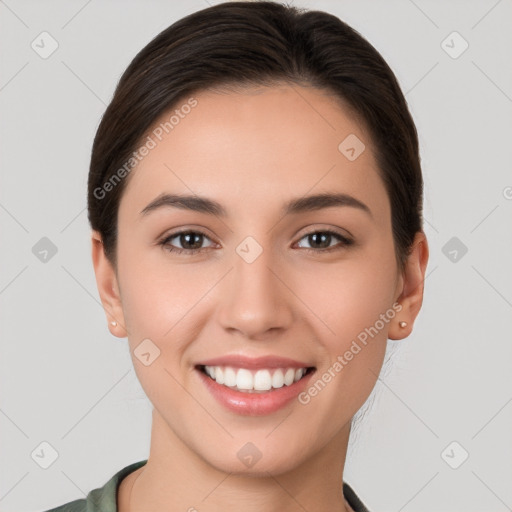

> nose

[{"left": 216, "top": 242, "right": 294, "bottom": 340}]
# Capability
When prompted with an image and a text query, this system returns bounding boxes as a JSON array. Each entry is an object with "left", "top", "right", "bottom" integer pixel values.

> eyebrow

[{"left": 140, "top": 192, "right": 372, "bottom": 218}]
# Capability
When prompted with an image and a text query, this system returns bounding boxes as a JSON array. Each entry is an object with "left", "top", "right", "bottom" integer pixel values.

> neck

[{"left": 124, "top": 408, "right": 354, "bottom": 512}]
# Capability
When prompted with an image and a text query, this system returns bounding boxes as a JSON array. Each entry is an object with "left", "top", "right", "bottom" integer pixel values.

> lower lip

[{"left": 196, "top": 368, "right": 315, "bottom": 416}]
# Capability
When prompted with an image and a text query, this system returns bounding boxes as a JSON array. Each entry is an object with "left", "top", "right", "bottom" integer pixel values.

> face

[{"left": 103, "top": 84, "right": 409, "bottom": 475}]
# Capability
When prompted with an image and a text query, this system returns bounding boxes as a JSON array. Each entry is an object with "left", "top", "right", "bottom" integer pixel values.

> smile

[
  {"left": 194, "top": 355, "right": 317, "bottom": 415},
  {"left": 199, "top": 365, "right": 314, "bottom": 393}
]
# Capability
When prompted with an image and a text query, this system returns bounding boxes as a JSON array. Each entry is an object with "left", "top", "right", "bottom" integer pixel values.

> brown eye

[
  {"left": 296, "top": 230, "right": 353, "bottom": 253},
  {"left": 160, "top": 230, "right": 214, "bottom": 254}
]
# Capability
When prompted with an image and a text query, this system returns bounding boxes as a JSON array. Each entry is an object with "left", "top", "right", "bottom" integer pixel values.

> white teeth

[
  {"left": 236, "top": 369, "right": 253, "bottom": 390},
  {"left": 254, "top": 370, "right": 272, "bottom": 391},
  {"left": 215, "top": 366, "right": 224, "bottom": 385},
  {"left": 203, "top": 365, "right": 309, "bottom": 392},
  {"left": 284, "top": 368, "right": 295, "bottom": 386},
  {"left": 224, "top": 367, "right": 237, "bottom": 387},
  {"left": 272, "top": 369, "right": 284, "bottom": 388}
]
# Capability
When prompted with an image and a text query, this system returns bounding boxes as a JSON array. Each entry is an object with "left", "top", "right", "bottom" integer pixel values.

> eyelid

[
  {"left": 295, "top": 223, "right": 354, "bottom": 240},
  {"left": 157, "top": 225, "right": 217, "bottom": 243}
]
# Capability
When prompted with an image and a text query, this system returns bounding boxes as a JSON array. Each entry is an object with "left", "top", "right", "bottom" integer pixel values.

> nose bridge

[{"left": 217, "top": 234, "right": 292, "bottom": 337}]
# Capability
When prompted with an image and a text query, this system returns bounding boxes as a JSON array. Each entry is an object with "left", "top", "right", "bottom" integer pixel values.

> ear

[
  {"left": 91, "top": 230, "right": 127, "bottom": 338},
  {"left": 388, "top": 231, "right": 429, "bottom": 340}
]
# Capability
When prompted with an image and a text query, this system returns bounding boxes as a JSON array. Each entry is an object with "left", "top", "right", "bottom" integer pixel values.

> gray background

[{"left": 1, "top": 0, "right": 511, "bottom": 511}]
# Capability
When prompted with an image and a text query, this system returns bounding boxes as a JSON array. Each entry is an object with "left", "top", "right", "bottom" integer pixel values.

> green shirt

[{"left": 43, "top": 459, "right": 370, "bottom": 512}]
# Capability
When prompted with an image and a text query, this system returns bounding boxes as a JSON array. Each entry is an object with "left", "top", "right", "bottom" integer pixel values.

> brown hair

[{"left": 88, "top": 1, "right": 423, "bottom": 271}]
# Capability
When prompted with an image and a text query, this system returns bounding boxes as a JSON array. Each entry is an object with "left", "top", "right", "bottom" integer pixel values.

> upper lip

[{"left": 195, "top": 354, "right": 314, "bottom": 370}]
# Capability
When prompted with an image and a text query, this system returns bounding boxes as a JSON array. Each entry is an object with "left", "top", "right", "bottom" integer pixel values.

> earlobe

[
  {"left": 388, "top": 231, "right": 429, "bottom": 340},
  {"left": 91, "top": 230, "right": 127, "bottom": 338}
]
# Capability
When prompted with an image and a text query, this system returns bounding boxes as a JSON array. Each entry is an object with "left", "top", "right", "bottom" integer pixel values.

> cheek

[
  {"left": 294, "top": 248, "right": 397, "bottom": 423},
  {"left": 115, "top": 244, "right": 202, "bottom": 404},
  {"left": 305, "top": 245, "right": 398, "bottom": 341},
  {"left": 117, "top": 238, "right": 213, "bottom": 355},
  {"left": 116, "top": 238, "right": 169, "bottom": 341},
  {"left": 300, "top": 236, "right": 398, "bottom": 405}
]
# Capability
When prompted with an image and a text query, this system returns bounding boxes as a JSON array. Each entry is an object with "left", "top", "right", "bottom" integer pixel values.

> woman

[{"left": 45, "top": 1, "right": 428, "bottom": 510}]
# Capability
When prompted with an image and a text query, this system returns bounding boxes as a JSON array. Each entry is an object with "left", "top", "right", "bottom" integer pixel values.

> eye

[
  {"left": 160, "top": 230, "right": 216, "bottom": 254},
  {"left": 295, "top": 230, "right": 354, "bottom": 254},
  {"left": 159, "top": 228, "right": 354, "bottom": 255}
]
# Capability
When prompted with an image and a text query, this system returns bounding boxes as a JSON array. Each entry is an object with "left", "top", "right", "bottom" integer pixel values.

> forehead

[{"left": 119, "top": 84, "right": 389, "bottom": 222}]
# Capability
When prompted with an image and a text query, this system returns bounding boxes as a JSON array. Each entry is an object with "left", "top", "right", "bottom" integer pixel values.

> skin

[{"left": 91, "top": 84, "right": 429, "bottom": 511}]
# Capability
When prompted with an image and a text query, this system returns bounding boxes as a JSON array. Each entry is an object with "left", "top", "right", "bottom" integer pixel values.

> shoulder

[
  {"left": 41, "top": 460, "right": 148, "bottom": 512},
  {"left": 343, "top": 481, "right": 371, "bottom": 512},
  {"left": 41, "top": 498, "right": 87, "bottom": 512}
]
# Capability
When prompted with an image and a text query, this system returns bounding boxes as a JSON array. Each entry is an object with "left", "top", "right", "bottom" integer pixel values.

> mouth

[
  {"left": 194, "top": 357, "right": 317, "bottom": 416},
  {"left": 196, "top": 364, "right": 316, "bottom": 393}
]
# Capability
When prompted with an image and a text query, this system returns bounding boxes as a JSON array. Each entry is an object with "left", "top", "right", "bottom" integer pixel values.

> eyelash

[{"left": 159, "top": 229, "right": 354, "bottom": 255}]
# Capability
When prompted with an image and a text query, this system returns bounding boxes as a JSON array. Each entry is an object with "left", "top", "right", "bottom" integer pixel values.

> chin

[{"left": 200, "top": 441, "right": 307, "bottom": 477}]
